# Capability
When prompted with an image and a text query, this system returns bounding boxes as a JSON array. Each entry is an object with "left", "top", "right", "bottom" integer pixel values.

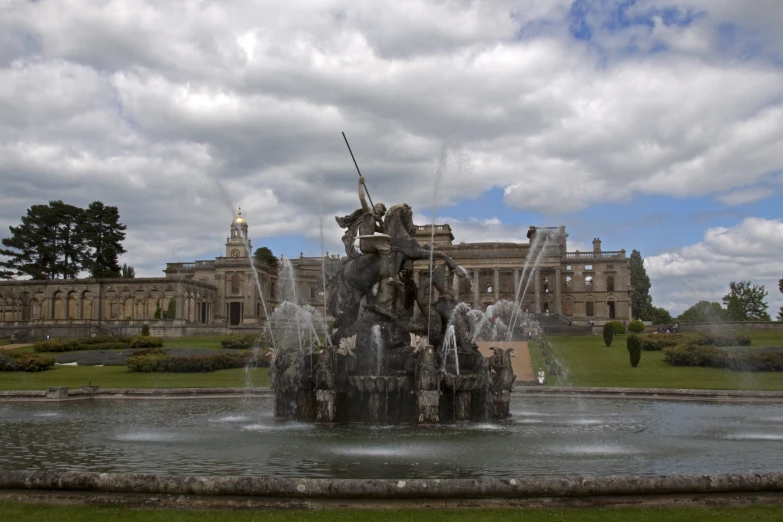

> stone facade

[
  {"left": 0, "top": 210, "right": 631, "bottom": 330},
  {"left": 410, "top": 224, "right": 631, "bottom": 323},
  {"left": 0, "top": 278, "right": 217, "bottom": 324}
]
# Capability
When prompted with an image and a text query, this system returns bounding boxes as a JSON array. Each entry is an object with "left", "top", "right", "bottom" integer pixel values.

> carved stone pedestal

[
  {"left": 455, "top": 391, "right": 472, "bottom": 421},
  {"left": 491, "top": 390, "right": 511, "bottom": 419},
  {"left": 418, "top": 390, "right": 440, "bottom": 424},
  {"left": 316, "top": 390, "right": 336, "bottom": 422}
]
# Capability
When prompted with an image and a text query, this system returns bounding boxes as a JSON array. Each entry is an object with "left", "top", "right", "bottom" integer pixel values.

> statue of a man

[{"left": 335, "top": 176, "right": 387, "bottom": 259}]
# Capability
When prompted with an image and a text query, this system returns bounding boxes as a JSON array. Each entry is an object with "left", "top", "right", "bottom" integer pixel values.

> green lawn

[
  {"left": 0, "top": 338, "right": 8, "bottom": 346},
  {"left": 162, "top": 335, "right": 228, "bottom": 349},
  {"left": 3, "top": 503, "right": 783, "bottom": 522},
  {"left": 536, "top": 331, "right": 783, "bottom": 390},
  {"left": 0, "top": 366, "right": 269, "bottom": 390}
]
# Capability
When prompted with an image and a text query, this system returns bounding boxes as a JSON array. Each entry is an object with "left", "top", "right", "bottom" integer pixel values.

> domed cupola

[{"left": 226, "top": 207, "right": 251, "bottom": 258}]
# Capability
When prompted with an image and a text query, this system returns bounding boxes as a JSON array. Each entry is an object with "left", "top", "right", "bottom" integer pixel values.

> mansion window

[
  {"left": 485, "top": 283, "right": 493, "bottom": 294},
  {"left": 231, "top": 274, "right": 240, "bottom": 295},
  {"left": 564, "top": 276, "right": 573, "bottom": 291},
  {"left": 586, "top": 301, "right": 594, "bottom": 317},
  {"left": 584, "top": 264, "right": 593, "bottom": 270},
  {"left": 310, "top": 285, "right": 319, "bottom": 300},
  {"left": 607, "top": 276, "right": 615, "bottom": 292},
  {"left": 543, "top": 277, "right": 549, "bottom": 293},
  {"left": 585, "top": 276, "right": 593, "bottom": 291}
]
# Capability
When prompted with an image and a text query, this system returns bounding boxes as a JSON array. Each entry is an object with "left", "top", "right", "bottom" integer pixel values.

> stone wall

[{"left": 1, "top": 470, "right": 782, "bottom": 499}]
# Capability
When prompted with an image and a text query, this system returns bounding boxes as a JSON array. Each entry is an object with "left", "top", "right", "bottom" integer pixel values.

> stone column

[
  {"left": 555, "top": 268, "right": 562, "bottom": 315},
  {"left": 175, "top": 294, "right": 184, "bottom": 320},
  {"left": 493, "top": 269, "right": 500, "bottom": 301},
  {"left": 513, "top": 269, "right": 520, "bottom": 298},
  {"left": 534, "top": 269, "right": 541, "bottom": 314},
  {"left": 472, "top": 270, "right": 480, "bottom": 308},
  {"left": 78, "top": 294, "right": 84, "bottom": 320}
]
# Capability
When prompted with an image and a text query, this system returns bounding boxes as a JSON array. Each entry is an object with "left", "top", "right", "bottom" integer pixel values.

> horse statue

[{"left": 328, "top": 203, "right": 466, "bottom": 329}]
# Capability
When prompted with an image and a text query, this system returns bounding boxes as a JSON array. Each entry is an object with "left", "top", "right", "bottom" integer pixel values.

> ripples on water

[{"left": 2, "top": 397, "right": 783, "bottom": 478}]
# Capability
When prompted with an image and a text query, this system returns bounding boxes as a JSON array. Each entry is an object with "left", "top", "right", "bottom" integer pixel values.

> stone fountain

[{"left": 268, "top": 177, "right": 516, "bottom": 424}]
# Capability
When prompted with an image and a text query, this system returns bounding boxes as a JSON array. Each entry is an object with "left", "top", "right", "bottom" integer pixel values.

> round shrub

[
  {"left": 606, "top": 321, "right": 627, "bottom": 334},
  {"left": 627, "top": 334, "right": 642, "bottom": 367},
  {"left": 641, "top": 334, "right": 683, "bottom": 351},
  {"left": 141, "top": 324, "right": 150, "bottom": 336},
  {"left": 602, "top": 323, "right": 614, "bottom": 347},
  {"left": 628, "top": 320, "right": 645, "bottom": 333}
]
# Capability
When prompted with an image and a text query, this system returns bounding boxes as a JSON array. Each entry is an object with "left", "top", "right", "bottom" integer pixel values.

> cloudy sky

[{"left": 1, "top": 0, "right": 782, "bottom": 316}]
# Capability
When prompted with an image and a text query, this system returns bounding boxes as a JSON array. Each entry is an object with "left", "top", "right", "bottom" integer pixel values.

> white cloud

[
  {"left": 647, "top": 218, "right": 783, "bottom": 316},
  {"left": 715, "top": 186, "right": 776, "bottom": 206},
  {"left": 0, "top": 1, "right": 782, "bottom": 275}
]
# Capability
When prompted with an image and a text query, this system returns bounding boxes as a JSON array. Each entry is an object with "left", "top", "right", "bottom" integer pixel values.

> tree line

[
  {"left": 630, "top": 249, "right": 782, "bottom": 323},
  {"left": 0, "top": 201, "right": 129, "bottom": 280}
]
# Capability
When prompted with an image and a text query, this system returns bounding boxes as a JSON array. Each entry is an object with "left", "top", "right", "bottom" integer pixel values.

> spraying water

[{"left": 371, "top": 325, "right": 383, "bottom": 376}]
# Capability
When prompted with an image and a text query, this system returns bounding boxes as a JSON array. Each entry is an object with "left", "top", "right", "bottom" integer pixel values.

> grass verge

[
  {"left": 2, "top": 503, "right": 783, "bottom": 522},
  {"left": 0, "top": 366, "right": 269, "bottom": 390},
  {"left": 538, "top": 331, "right": 783, "bottom": 390}
]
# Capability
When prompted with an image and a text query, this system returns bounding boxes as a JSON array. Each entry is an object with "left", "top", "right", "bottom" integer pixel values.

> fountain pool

[{"left": 2, "top": 396, "right": 782, "bottom": 479}]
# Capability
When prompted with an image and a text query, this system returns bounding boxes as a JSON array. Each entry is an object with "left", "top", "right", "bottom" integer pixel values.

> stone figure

[
  {"left": 335, "top": 176, "right": 387, "bottom": 259},
  {"left": 489, "top": 347, "right": 516, "bottom": 393}
]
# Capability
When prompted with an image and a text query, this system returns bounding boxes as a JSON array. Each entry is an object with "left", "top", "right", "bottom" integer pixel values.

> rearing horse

[{"left": 329, "top": 204, "right": 466, "bottom": 325}]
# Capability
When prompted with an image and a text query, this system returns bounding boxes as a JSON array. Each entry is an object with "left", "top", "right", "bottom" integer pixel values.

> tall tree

[
  {"left": 629, "top": 249, "right": 652, "bottom": 320},
  {"left": 722, "top": 280, "right": 770, "bottom": 321},
  {"left": 648, "top": 306, "right": 672, "bottom": 325},
  {"left": 49, "top": 200, "right": 85, "bottom": 279},
  {"left": 778, "top": 277, "right": 783, "bottom": 322},
  {"left": 253, "top": 246, "right": 279, "bottom": 269},
  {"left": 121, "top": 263, "right": 135, "bottom": 278},
  {"left": 80, "top": 201, "right": 127, "bottom": 278},
  {"left": 0, "top": 203, "right": 61, "bottom": 279},
  {"left": 677, "top": 301, "right": 726, "bottom": 323}
]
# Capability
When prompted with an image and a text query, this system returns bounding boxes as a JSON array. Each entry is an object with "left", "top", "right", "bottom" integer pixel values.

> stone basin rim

[{"left": 2, "top": 471, "right": 783, "bottom": 499}]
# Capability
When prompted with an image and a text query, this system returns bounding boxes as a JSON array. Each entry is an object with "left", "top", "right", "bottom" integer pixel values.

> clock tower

[{"left": 226, "top": 207, "right": 251, "bottom": 258}]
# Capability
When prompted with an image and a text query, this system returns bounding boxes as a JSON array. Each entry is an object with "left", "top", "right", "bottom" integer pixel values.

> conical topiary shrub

[
  {"left": 602, "top": 322, "right": 613, "bottom": 347},
  {"left": 627, "top": 334, "right": 642, "bottom": 367}
]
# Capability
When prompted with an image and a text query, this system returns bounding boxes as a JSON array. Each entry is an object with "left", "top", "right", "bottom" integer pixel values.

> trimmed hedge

[
  {"left": 221, "top": 334, "right": 261, "bottom": 349},
  {"left": 33, "top": 336, "right": 130, "bottom": 353},
  {"left": 126, "top": 352, "right": 249, "bottom": 373},
  {"left": 663, "top": 345, "right": 783, "bottom": 372},
  {"left": 606, "top": 321, "right": 627, "bottom": 335},
  {"left": 643, "top": 333, "right": 752, "bottom": 352},
  {"left": 129, "top": 336, "right": 164, "bottom": 348},
  {"left": 641, "top": 334, "right": 684, "bottom": 351},
  {"left": 628, "top": 320, "right": 645, "bottom": 333},
  {"left": 0, "top": 352, "right": 55, "bottom": 372}
]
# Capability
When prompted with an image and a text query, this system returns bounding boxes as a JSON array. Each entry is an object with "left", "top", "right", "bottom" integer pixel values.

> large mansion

[{"left": 0, "top": 209, "right": 632, "bottom": 329}]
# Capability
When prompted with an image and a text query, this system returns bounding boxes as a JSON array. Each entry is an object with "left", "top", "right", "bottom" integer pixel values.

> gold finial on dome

[{"left": 233, "top": 206, "right": 247, "bottom": 226}]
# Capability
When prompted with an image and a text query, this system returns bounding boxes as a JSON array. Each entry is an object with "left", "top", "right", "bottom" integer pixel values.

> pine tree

[
  {"left": 49, "top": 200, "right": 85, "bottom": 279},
  {"left": 629, "top": 250, "right": 652, "bottom": 320},
  {"left": 80, "top": 201, "right": 127, "bottom": 278},
  {"left": 1, "top": 203, "right": 62, "bottom": 279}
]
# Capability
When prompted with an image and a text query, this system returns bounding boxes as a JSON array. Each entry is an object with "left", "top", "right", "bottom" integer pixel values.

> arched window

[
  {"left": 231, "top": 274, "right": 240, "bottom": 295},
  {"left": 310, "top": 285, "right": 319, "bottom": 299},
  {"left": 607, "top": 276, "right": 615, "bottom": 292},
  {"left": 564, "top": 276, "right": 573, "bottom": 291},
  {"left": 543, "top": 277, "right": 549, "bottom": 293},
  {"left": 585, "top": 276, "right": 593, "bottom": 291},
  {"left": 485, "top": 282, "right": 493, "bottom": 294}
]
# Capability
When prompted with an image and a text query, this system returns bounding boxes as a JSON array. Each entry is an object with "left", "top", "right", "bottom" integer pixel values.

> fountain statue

[{"left": 268, "top": 170, "right": 516, "bottom": 424}]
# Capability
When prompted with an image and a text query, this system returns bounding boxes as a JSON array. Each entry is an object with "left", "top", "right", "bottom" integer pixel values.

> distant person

[
  {"left": 666, "top": 328, "right": 671, "bottom": 334},
  {"left": 537, "top": 368, "right": 545, "bottom": 385},
  {"left": 623, "top": 320, "right": 627, "bottom": 327},
  {"left": 567, "top": 318, "right": 572, "bottom": 326},
  {"left": 527, "top": 331, "right": 533, "bottom": 341}
]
